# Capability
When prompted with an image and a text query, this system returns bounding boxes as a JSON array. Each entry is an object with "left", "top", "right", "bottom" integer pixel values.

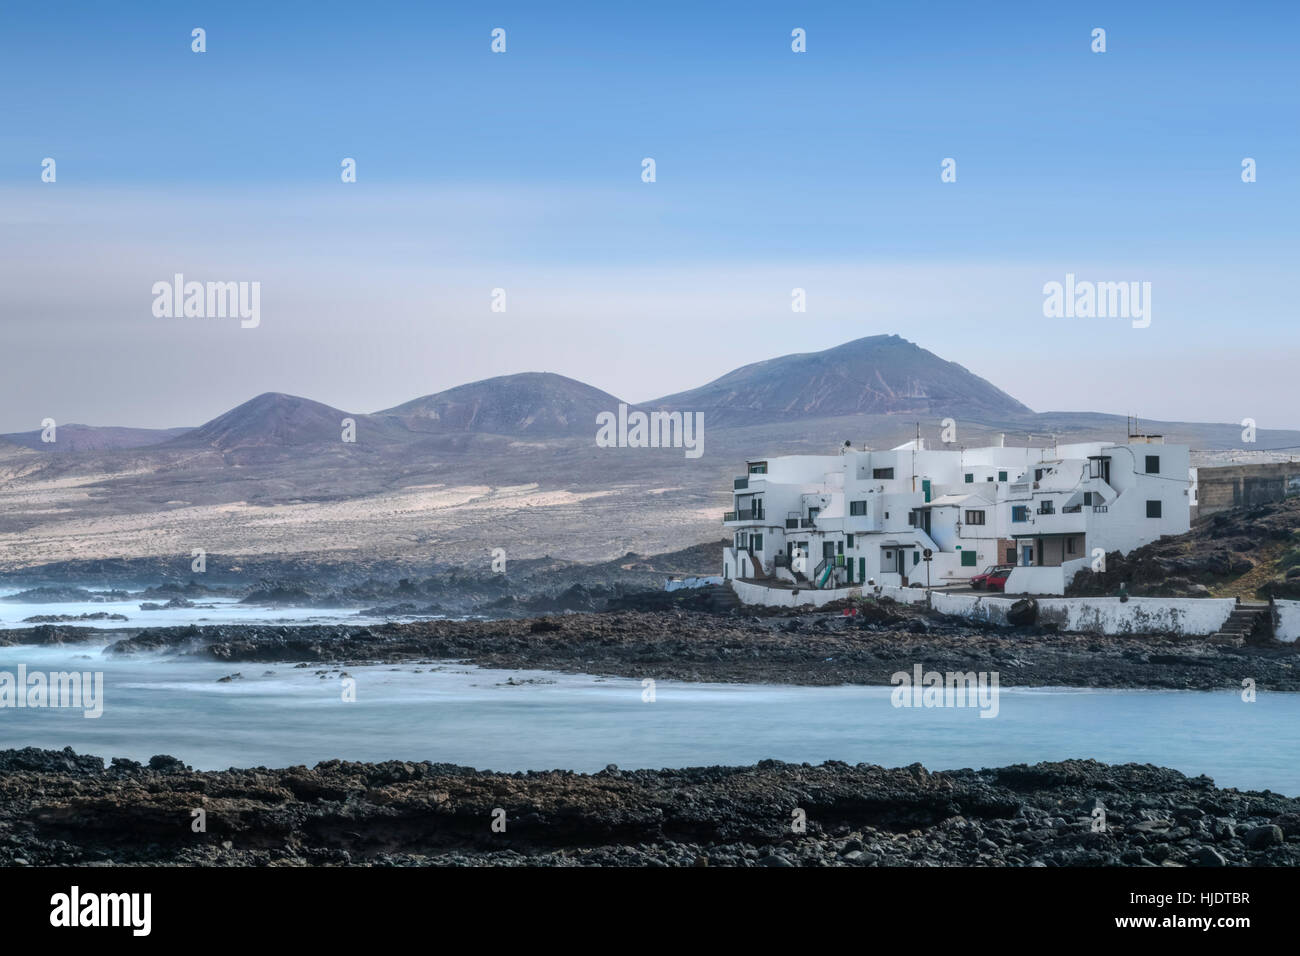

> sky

[{"left": 1, "top": 0, "right": 1297, "bottom": 432}]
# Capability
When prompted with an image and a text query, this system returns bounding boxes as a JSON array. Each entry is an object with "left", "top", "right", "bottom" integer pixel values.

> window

[
  {"left": 965, "top": 510, "right": 986, "bottom": 525},
  {"left": 1145, "top": 455, "right": 1160, "bottom": 474},
  {"left": 1038, "top": 500, "right": 1055, "bottom": 515},
  {"left": 1082, "top": 491, "right": 1093, "bottom": 506},
  {"left": 849, "top": 500, "right": 867, "bottom": 516},
  {"left": 1012, "top": 506, "right": 1029, "bottom": 522},
  {"left": 964, "top": 473, "right": 974, "bottom": 483},
  {"left": 1146, "top": 500, "right": 1162, "bottom": 518},
  {"left": 748, "top": 462, "right": 767, "bottom": 474},
  {"left": 913, "top": 551, "right": 920, "bottom": 565},
  {"left": 998, "top": 471, "right": 1008, "bottom": 482},
  {"left": 961, "top": 551, "right": 977, "bottom": 567},
  {"left": 872, "top": 467, "right": 894, "bottom": 479},
  {"left": 1006, "top": 548, "right": 1017, "bottom": 564},
  {"left": 752, "top": 534, "right": 763, "bottom": 551},
  {"left": 986, "top": 476, "right": 994, "bottom": 482},
  {"left": 1066, "top": 537, "right": 1077, "bottom": 554},
  {"left": 836, "top": 540, "right": 844, "bottom": 554},
  {"left": 907, "top": 511, "right": 916, "bottom": 526},
  {"left": 846, "top": 534, "right": 855, "bottom": 548}
]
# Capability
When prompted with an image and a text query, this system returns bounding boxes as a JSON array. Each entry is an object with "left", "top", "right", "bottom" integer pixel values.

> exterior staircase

[
  {"left": 746, "top": 548, "right": 772, "bottom": 580},
  {"left": 703, "top": 584, "right": 743, "bottom": 613},
  {"left": 1211, "top": 602, "right": 1272, "bottom": 644}
]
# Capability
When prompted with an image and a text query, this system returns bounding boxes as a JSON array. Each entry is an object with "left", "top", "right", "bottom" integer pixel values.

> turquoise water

[{"left": 1, "top": 642, "right": 1296, "bottom": 794}]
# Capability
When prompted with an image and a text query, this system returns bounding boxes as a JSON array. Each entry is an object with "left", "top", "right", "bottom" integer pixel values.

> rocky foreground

[{"left": 1, "top": 748, "right": 1297, "bottom": 867}]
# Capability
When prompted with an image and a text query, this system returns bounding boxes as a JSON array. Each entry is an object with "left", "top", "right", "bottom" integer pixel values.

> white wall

[
  {"left": 1276, "top": 600, "right": 1300, "bottom": 644},
  {"left": 731, "top": 580, "right": 862, "bottom": 608},
  {"left": 1003, "top": 557, "right": 1089, "bottom": 596},
  {"left": 874, "top": 584, "right": 930, "bottom": 604},
  {"left": 735, "top": 579, "right": 1238, "bottom": 637},
  {"left": 1004, "top": 566, "right": 1065, "bottom": 596},
  {"left": 1034, "top": 596, "right": 1233, "bottom": 635},
  {"left": 882, "top": 587, "right": 1234, "bottom": 635}
]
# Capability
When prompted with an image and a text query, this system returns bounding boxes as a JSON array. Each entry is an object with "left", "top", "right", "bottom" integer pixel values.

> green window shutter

[
  {"left": 961, "top": 551, "right": 977, "bottom": 567},
  {"left": 922, "top": 479, "right": 931, "bottom": 503}
]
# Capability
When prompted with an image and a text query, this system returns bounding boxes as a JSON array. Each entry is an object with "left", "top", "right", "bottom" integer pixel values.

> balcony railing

[
  {"left": 1062, "top": 504, "right": 1082, "bottom": 514},
  {"left": 734, "top": 476, "right": 748, "bottom": 490},
  {"left": 785, "top": 518, "right": 799, "bottom": 529},
  {"left": 723, "top": 511, "right": 737, "bottom": 522},
  {"left": 800, "top": 517, "right": 816, "bottom": 528},
  {"left": 725, "top": 508, "right": 763, "bottom": 522},
  {"left": 813, "top": 557, "right": 829, "bottom": 586},
  {"left": 1093, "top": 505, "right": 1109, "bottom": 513}
]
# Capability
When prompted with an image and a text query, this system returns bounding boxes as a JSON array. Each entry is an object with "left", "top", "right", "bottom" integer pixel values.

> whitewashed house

[{"left": 722, "top": 436, "right": 1190, "bottom": 596}]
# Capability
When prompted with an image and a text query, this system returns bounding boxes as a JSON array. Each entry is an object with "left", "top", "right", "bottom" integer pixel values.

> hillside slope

[{"left": 649, "top": 335, "right": 1031, "bottom": 427}]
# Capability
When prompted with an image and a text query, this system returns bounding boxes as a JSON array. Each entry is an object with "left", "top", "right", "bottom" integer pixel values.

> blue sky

[{"left": 1, "top": 0, "right": 1297, "bottom": 431}]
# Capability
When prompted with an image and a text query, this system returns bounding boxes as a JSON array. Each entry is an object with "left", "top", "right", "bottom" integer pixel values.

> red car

[{"left": 971, "top": 565, "right": 1014, "bottom": 591}]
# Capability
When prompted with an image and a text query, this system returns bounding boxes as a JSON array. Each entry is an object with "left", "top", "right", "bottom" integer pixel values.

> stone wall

[{"left": 1196, "top": 462, "right": 1300, "bottom": 519}]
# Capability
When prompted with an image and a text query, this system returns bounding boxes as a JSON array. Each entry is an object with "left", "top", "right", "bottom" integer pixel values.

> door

[{"left": 1021, "top": 545, "right": 1033, "bottom": 566}]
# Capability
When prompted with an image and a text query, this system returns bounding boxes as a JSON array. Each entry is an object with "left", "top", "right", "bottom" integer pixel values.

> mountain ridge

[{"left": 648, "top": 335, "right": 1031, "bottom": 427}]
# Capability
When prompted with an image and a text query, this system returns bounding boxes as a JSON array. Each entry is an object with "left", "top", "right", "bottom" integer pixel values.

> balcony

[
  {"left": 733, "top": 476, "right": 748, "bottom": 490},
  {"left": 1020, "top": 509, "right": 1088, "bottom": 536},
  {"left": 800, "top": 517, "right": 816, "bottom": 528},
  {"left": 724, "top": 508, "right": 764, "bottom": 523}
]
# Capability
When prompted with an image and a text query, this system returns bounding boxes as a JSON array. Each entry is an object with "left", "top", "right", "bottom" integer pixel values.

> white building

[{"left": 722, "top": 435, "right": 1190, "bottom": 595}]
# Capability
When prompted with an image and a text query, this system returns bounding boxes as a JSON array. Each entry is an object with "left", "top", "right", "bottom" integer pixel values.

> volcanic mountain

[
  {"left": 648, "top": 335, "right": 1031, "bottom": 427},
  {"left": 0, "top": 424, "right": 191, "bottom": 453},
  {"left": 380, "top": 372, "right": 626, "bottom": 437},
  {"left": 164, "top": 392, "right": 408, "bottom": 451}
]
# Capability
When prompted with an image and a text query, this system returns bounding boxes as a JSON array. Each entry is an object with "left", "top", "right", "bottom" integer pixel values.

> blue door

[{"left": 1021, "top": 545, "right": 1033, "bottom": 566}]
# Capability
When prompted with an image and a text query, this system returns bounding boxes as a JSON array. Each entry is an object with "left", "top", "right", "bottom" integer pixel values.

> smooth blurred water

[
  {"left": 1, "top": 643, "right": 1296, "bottom": 794},
  {"left": 0, "top": 591, "right": 409, "bottom": 629}
]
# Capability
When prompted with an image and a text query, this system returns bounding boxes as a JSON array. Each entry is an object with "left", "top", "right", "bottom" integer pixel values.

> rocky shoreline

[
  {"left": 6, "top": 604, "right": 1297, "bottom": 691},
  {"left": 1, "top": 748, "right": 1296, "bottom": 866}
]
